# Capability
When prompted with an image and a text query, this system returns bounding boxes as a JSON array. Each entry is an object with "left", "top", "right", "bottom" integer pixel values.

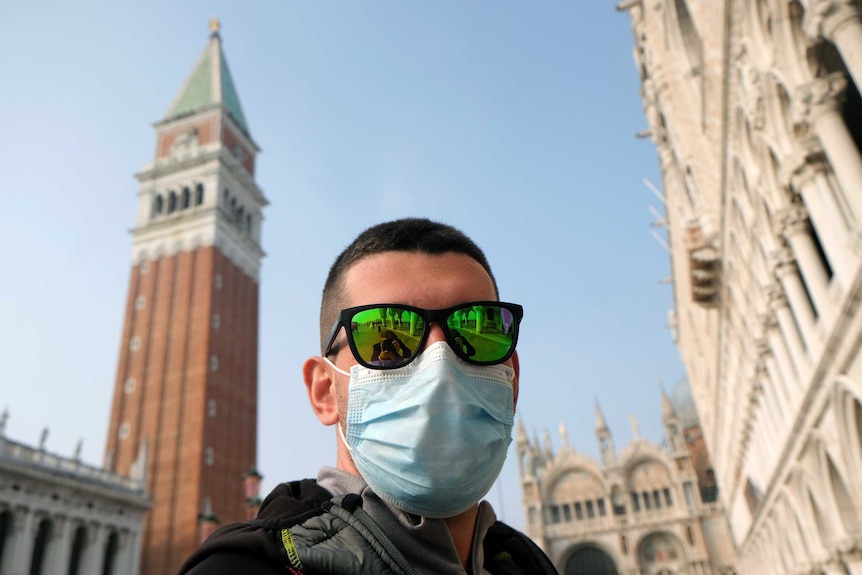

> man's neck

[{"left": 444, "top": 505, "right": 479, "bottom": 570}]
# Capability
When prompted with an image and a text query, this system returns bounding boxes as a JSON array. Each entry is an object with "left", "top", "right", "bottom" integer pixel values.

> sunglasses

[{"left": 324, "top": 301, "right": 523, "bottom": 369}]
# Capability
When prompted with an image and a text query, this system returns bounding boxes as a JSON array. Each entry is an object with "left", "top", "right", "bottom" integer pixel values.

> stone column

[
  {"left": 115, "top": 529, "right": 138, "bottom": 575},
  {"left": 778, "top": 205, "right": 834, "bottom": 321},
  {"left": 767, "top": 281, "right": 811, "bottom": 376},
  {"left": 789, "top": 159, "right": 855, "bottom": 288},
  {"left": 760, "top": 312, "right": 800, "bottom": 394},
  {"left": 126, "top": 528, "right": 142, "bottom": 575},
  {"left": 82, "top": 522, "right": 106, "bottom": 575},
  {"left": 806, "top": 1, "right": 862, "bottom": 92},
  {"left": 773, "top": 249, "right": 818, "bottom": 348},
  {"left": 753, "top": 384, "right": 782, "bottom": 471},
  {"left": 45, "top": 515, "right": 73, "bottom": 575},
  {"left": 844, "top": 556, "right": 862, "bottom": 575},
  {"left": 756, "top": 357, "right": 789, "bottom": 434},
  {"left": 796, "top": 74, "right": 862, "bottom": 224},
  {"left": 9, "top": 507, "right": 35, "bottom": 575}
]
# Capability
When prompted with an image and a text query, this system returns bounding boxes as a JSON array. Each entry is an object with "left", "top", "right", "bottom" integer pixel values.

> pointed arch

[
  {"left": 777, "top": 491, "right": 811, "bottom": 566},
  {"left": 807, "top": 486, "right": 834, "bottom": 546},
  {"left": 765, "top": 515, "right": 793, "bottom": 574},
  {"left": 833, "top": 378, "right": 862, "bottom": 496},
  {"left": 823, "top": 450, "right": 857, "bottom": 534}
]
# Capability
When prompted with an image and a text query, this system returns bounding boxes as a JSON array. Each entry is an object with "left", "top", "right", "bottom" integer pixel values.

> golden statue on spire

[{"left": 210, "top": 18, "right": 220, "bottom": 34}]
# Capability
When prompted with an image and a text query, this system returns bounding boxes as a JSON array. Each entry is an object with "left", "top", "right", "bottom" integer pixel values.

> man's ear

[
  {"left": 511, "top": 350, "right": 520, "bottom": 409},
  {"left": 303, "top": 357, "right": 339, "bottom": 426}
]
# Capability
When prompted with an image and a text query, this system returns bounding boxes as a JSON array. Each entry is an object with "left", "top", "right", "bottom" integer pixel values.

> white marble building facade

[
  {"left": 618, "top": 0, "right": 862, "bottom": 573},
  {"left": 0, "top": 418, "right": 149, "bottom": 575},
  {"left": 519, "top": 385, "right": 736, "bottom": 575}
]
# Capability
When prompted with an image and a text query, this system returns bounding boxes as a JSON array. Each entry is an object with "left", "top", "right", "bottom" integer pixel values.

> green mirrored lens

[
  {"left": 446, "top": 304, "right": 516, "bottom": 363},
  {"left": 349, "top": 307, "right": 425, "bottom": 367}
]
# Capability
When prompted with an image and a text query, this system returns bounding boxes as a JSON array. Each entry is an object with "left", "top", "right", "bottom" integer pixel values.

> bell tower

[{"left": 104, "top": 21, "right": 267, "bottom": 575}]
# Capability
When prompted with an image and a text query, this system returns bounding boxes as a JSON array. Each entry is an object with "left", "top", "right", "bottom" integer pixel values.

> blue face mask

[{"left": 327, "top": 341, "right": 515, "bottom": 518}]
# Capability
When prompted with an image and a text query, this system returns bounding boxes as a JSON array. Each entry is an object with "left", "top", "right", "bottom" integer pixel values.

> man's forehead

[{"left": 340, "top": 251, "right": 497, "bottom": 307}]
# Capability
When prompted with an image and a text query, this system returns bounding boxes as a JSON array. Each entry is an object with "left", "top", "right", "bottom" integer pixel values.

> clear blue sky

[{"left": 0, "top": 2, "right": 685, "bottom": 528}]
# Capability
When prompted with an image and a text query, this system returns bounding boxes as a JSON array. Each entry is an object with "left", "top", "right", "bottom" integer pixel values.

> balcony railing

[{"left": 0, "top": 438, "right": 146, "bottom": 493}]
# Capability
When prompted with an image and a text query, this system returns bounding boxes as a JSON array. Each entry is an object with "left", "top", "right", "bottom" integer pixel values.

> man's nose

[{"left": 424, "top": 323, "right": 448, "bottom": 348}]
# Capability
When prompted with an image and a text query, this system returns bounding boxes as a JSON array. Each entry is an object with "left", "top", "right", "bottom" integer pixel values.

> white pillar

[
  {"left": 797, "top": 74, "right": 862, "bottom": 224},
  {"left": 759, "top": 363, "right": 789, "bottom": 438},
  {"left": 126, "top": 529, "right": 142, "bottom": 575},
  {"left": 844, "top": 557, "right": 862, "bottom": 575},
  {"left": 46, "top": 516, "right": 73, "bottom": 575},
  {"left": 761, "top": 313, "right": 800, "bottom": 392},
  {"left": 773, "top": 252, "right": 818, "bottom": 350},
  {"left": 82, "top": 522, "right": 106, "bottom": 575},
  {"left": 10, "top": 507, "right": 35, "bottom": 575},
  {"left": 810, "top": 1, "right": 862, "bottom": 93},
  {"left": 779, "top": 205, "right": 834, "bottom": 321},
  {"left": 767, "top": 282, "right": 811, "bottom": 377},
  {"left": 793, "top": 164, "right": 855, "bottom": 288}
]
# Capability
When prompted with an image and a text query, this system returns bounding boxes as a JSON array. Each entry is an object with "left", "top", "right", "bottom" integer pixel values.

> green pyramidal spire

[{"left": 163, "top": 21, "right": 249, "bottom": 134}]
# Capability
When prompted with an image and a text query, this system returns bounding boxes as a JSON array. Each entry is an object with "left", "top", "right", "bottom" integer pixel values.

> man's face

[{"left": 328, "top": 251, "right": 519, "bottom": 423}]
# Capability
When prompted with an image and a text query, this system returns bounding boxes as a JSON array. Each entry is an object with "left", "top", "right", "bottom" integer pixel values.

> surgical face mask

[{"left": 326, "top": 341, "right": 515, "bottom": 518}]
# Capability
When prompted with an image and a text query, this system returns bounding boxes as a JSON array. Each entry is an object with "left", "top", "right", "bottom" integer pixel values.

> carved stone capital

[
  {"left": 781, "top": 138, "right": 828, "bottom": 189},
  {"left": 769, "top": 247, "right": 795, "bottom": 273},
  {"left": 755, "top": 359, "right": 769, "bottom": 380},
  {"left": 760, "top": 312, "right": 779, "bottom": 332},
  {"left": 804, "top": 0, "right": 861, "bottom": 40},
  {"left": 767, "top": 282, "right": 790, "bottom": 309},
  {"left": 794, "top": 73, "right": 848, "bottom": 126},
  {"left": 774, "top": 259, "right": 800, "bottom": 281},
  {"left": 776, "top": 204, "right": 810, "bottom": 237},
  {"left": 755, "top": 337, "right": 772, "bottom": 357}
]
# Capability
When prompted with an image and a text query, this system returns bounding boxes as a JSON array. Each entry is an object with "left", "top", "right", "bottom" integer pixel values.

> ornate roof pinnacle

[
  {"left": 595, "top": 401, "right": 609, "bottom": 432},
  {"left": 210, "top": 18, "right": 220, "bottom": 35}
]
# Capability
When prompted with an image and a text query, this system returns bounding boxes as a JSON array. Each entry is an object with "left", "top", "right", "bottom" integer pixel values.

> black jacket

[{"left": 179, "top": 479, "right": 558, "bottom": 575}]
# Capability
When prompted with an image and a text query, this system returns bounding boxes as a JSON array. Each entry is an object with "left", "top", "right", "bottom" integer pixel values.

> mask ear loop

[
  {"left": 323, "top": 356, "right": 352, "bottom": 377},
  {"left": 322, "top": 356, "right": 355, "bottom": 452}
]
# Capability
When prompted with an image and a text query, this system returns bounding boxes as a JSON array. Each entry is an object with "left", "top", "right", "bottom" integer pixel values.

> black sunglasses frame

[{"left": 324, "top": 301, "right": 523, "bottom": 369}]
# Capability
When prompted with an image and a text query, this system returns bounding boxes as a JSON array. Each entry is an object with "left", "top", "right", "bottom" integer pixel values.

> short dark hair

[{"left": 319, "top": 218, "right": 498, "bottom": 352}]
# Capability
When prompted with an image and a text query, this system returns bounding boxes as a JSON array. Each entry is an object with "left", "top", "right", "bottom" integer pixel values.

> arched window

[
  {"left": 167, "top": 191, "right": 178, "bottom": 214},
  {"left": 181, "top": 187, "right": 191, "bottom": 209},
  {"left": 223, "top": 188, "right": 229, "bottom": 206},
  {"left": 195, "top": 183, "right": 204, "bottom": 205},
  {"left": 153, "top": 195, "right": 164, "bottom": 216},
  {"left": 29, "top": 518, "right": 52, "bottom": 575},
  {"left": 67, "top": 525, "right": 87, "bottom": 575},
  {"left": 101, "top": 531, "right": 119, "bottom": 575},
  {"left": 638, "top": 532, "right": 684, "bottom": 566},
  {"left": 565, "top": 546, "right": 619, "bottom": 575},
  {"left": 246, "top": 214, "right": 253, "bottom": 236}
]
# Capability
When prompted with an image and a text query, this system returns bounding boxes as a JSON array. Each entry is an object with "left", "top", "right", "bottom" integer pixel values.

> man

[
  {"left": 179, "top": 218, "right": 557, "bottom": 574},
  {"left": 370, "top": 328, "right": 412, "bottom": 366}
]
